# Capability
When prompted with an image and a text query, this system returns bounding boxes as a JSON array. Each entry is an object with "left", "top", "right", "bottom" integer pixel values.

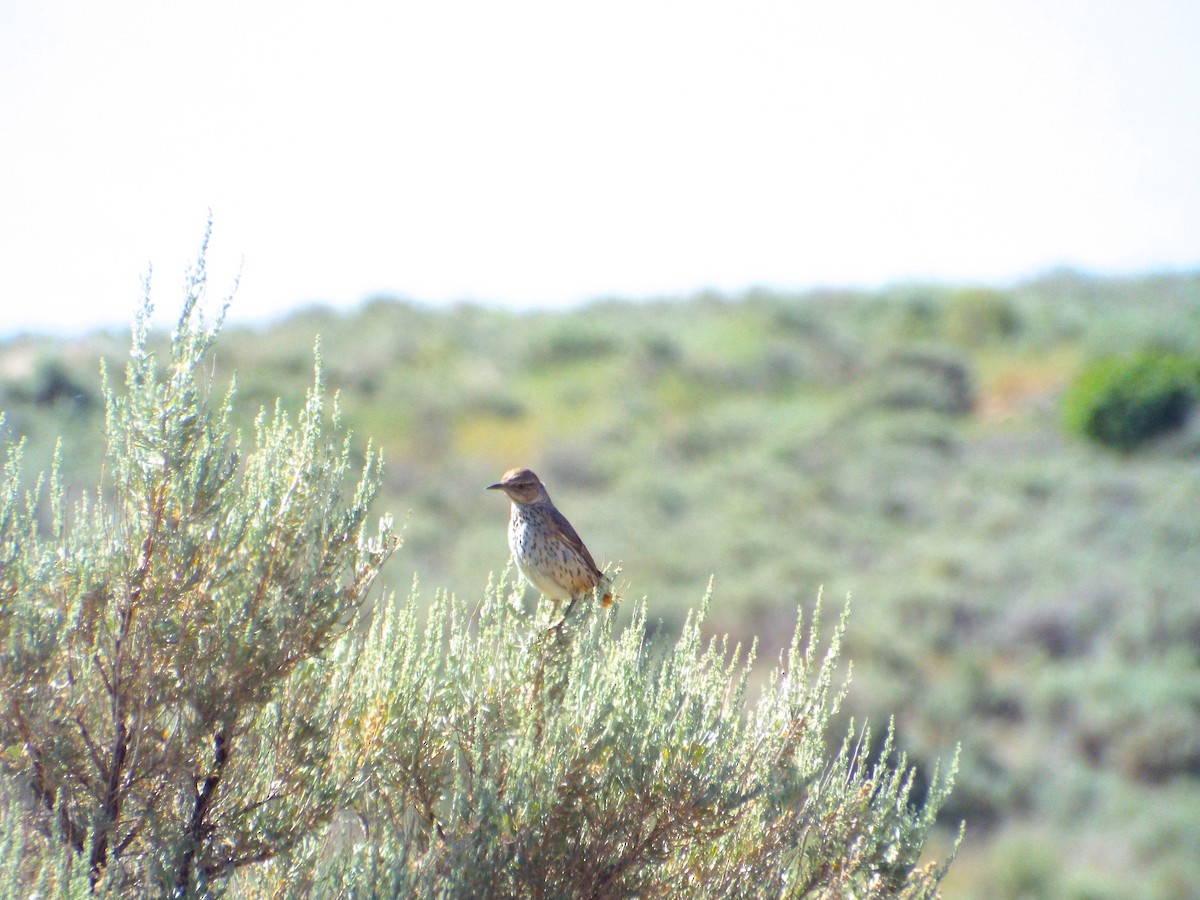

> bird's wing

[{"left": 547, "top": 506, "right": 603, "bottom": 578}]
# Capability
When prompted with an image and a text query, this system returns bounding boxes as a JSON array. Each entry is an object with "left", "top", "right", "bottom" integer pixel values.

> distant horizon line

[{"left": 3, "top": 261, "right": 1198, "bottom": 342}]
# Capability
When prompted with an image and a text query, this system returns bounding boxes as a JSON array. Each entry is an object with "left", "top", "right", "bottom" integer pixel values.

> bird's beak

[{"left": 487, "top": 482, "right": 503, "bottom": 491}]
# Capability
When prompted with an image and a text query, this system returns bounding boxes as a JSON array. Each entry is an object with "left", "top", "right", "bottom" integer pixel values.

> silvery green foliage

[
  {"left": 235, "top": 583, "right": 959, "bottom": 899},
  {"left": 0, "top": 240, "right": 957, "bottom": 898},
  {"left": 0, "top": 238, "right": 397, "bottom": 896}
]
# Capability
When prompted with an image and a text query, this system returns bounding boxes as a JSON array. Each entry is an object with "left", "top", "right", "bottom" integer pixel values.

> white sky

[{"left": 2, "top": 1, "right": 1199, "bottom": 335}]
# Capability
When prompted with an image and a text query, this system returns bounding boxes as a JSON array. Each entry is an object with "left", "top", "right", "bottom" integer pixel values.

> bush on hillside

[
  {"left": 1063, "top": 351, "right": 1200, "bottom": 451},
  {"left": 943, "top": 288, "right": 1021, "bottom": 347},
  {"left": 866, "top": 349, "right": 976, "bottom": 416}
]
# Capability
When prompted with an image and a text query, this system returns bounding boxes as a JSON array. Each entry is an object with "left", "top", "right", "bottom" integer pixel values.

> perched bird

[{"left": 488, "top": 467, "right": 612, "bottom": 608}]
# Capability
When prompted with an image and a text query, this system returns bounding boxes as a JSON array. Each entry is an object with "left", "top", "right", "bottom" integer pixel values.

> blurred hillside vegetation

[{"left": 3, "top": 268, "right": 1200, "bottom": 897}]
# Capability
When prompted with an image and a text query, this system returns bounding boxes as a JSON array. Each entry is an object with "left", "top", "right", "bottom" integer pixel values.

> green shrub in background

[
  {"left": 943, "top": 288, "right": 1021, "bottom": 347},
  {"left": 866, "top": 349, "right": 975, "bottom": 416},
  {"left": 0, "top": 245, "right": 960, "bottom": 897},
  {"left": 1063, "top": 351, "right": 1200, "bottom": 451}
]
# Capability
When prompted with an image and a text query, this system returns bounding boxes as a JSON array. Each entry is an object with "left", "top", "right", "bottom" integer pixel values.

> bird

[{"left": 487, "top": 467, "right": 612, "bottom": 611}]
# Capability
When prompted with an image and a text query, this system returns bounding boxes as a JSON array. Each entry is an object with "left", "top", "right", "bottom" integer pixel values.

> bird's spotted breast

[{"left": 508, "top": 502, "right": 598, "bottom": 600}]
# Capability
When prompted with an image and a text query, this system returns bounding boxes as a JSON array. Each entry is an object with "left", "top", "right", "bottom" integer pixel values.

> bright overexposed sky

[{"left": 1, "top": 1, "right": 1198, "bottom": 335}]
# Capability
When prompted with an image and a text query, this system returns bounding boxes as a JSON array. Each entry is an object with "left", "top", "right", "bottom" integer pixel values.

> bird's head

[{"left": 487, "top": 467, "right": 546, "bottom": 505}]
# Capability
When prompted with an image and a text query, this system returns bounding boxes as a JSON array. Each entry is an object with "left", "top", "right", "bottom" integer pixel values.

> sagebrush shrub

[
  {"left": 0, "top": 240, "right": 960, "bottom": 898},
  {"left": 0, "top": 241, "right": 397, "bottom": 895}
]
